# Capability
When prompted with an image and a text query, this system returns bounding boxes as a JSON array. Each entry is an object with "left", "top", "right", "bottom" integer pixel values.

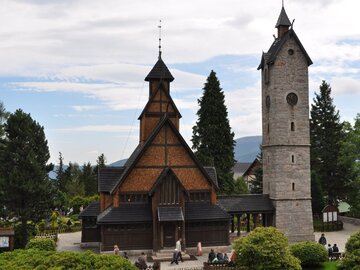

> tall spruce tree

[
  {"left": 82, "top": 162, "right": 97, "bottom": 196},
  {"left": 310, "top": 81, "right": 344, "bottom": 203},
  {"left": 250, "top": 148, "right": 263, "bottom": 194},
  {"left": 0, "top": 109, "right": 55, "bottom": 247},
  {"left": 192, "top": 70, "right": 235, "bottom": 193}
]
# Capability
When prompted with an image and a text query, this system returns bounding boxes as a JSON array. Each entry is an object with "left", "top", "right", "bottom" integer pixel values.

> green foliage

[
  {"left": 289, "top": 241, "right": 328, "bottom": 267},
  {"left": 14, "top": 222, "right": 37, "bottom": 249},
  {"left": 82, "top": 162, "right": 97, "bottom": 196},
  {"left": 344, "top": 230, "right": 360, "bottom": 253},
  {"left": 338, "top": 230, "right": 360, "bottom": 270},
  {"left": 310, "top": 81, "right": 346, "bottom": 203},
  {"left": 0, "top": 109, "right": 55, "bottom": 247},
  {"left": 338, "top": 249, "right": 360, "bottom": 270},
  {"left": 63, "top": 162, "right": 84, "bottom": 197},
  {"left": 26, "top": 238, "right": 56, "bottom": 251},
  {"left": 250, "top": 148, "right": 263, "bottom": 194},
  {"left": 0, "top": 249, "right": 137, "bottom": 270},
  {"left": 69, "top": 194, "right": 99, "bottom": 214},
  {"left": 191, "top": 70, "right": 235, "bottom": 193},
  {"left": 233, "top": 177, "right": 248, "bottom": 194},
  {"left": 339, "top": 115, "right": 360, "bottom": 218},
  {"left": 233, "top": 226, "right": 301, "bottom": 270},
  {"left": 311, "top": 171, "right": 325, "bottom": 215}
]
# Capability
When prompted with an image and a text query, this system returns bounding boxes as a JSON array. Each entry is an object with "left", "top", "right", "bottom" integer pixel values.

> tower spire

[{"left": 158, "top": 20, "right": 162, "bottom": 59}]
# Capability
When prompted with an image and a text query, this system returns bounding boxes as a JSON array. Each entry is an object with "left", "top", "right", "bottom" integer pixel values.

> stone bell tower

[{"left": 258, "top": 5, "right": 314, "bottom": 242}]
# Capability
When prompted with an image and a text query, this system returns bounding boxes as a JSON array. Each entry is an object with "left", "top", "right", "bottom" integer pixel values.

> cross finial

[{"left": 158, "top": 20, "right": 162, "bottom": 59}]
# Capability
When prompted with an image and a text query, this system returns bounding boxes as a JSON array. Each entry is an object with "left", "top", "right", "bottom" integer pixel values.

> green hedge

[
  {"left": 26, "top": 238, "right": 56, "bottom": 251},
  {"left": 0, "top": 249, "right": 137, "bottom": 270},
  {"left": 289, "top": 241, "right": 328, "bottom": 267},
  {"left": 338, "top": 230, "right": 360, "bottom": 270},
  {"left": 233, "top": 226, "right": 301, "bottom": 270}
]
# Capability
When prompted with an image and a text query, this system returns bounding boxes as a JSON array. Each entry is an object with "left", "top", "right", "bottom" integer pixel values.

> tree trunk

[{"left": 21, "top": 219, "right": 28, "bottom": 248}]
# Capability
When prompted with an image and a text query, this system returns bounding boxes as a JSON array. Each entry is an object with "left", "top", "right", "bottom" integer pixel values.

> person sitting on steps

[{"left": 208, "top": 249, "right": 216, "bottom": 263}]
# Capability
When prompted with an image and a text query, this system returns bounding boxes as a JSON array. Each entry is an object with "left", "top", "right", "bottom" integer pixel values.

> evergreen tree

[
  {"left": 63, "top": 162, "right": 84, "bottom": 197},
  {"left": 311, "top": 171, "right": 325, "bottom": 215},
  {"left": 92, "top": 153, "right": 106, "bottom": 188},
  {"left": 56, "top": 152, "right": 66, "bottom": 191},
  {"left": 192, "top": 70, "right": 235, "bottom": 193},
  {"left": 82, "top": 162, "right": 97, "bottom": 196},
  {"left": 0, "top": 109, "right": 55, "bottom": 247},
  {"left": 310, "top": 81, "right": 344, "bottom": 203},
  {"left": 233, "top": 177, "right": 249, "bottom": 194},
  {"left": 250, "top": 148, "right": 263, "bottom": 194},
  {"left": 0, "top": 101, "right": 9, "bottom": 145}
]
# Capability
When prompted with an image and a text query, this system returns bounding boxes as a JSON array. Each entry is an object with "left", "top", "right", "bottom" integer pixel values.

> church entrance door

[{"left": 163, "top": 223, "right": 175, "bottom": 247}]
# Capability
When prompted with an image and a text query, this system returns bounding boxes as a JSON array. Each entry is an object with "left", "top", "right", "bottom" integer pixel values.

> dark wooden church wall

[
  {"left": 185, "top": 221, "right": 230, "bottom": 247},
  {"left": 81, "top": 218, "right": 101, "bottom": 243},
  {"left": 101, "top": 223, "right": 153, "bottom": 251}
]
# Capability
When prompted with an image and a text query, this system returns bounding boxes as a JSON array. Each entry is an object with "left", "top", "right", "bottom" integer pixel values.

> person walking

[
  {"left": 175, "top": 237, "right": 183, "bottom": 262},
  {"left": 318, "top": 233, "right": 327, "bottom": 246}
]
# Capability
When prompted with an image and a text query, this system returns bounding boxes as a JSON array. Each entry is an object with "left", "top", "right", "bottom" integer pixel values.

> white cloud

[
  {"left": 53, "top": 125, "right": 138, "bottom": 133},
  {"left": 330, "top": 77, "right": 360, "bottom": 95},
  {"left": 72, "top": 105, "right": 99, "bottom": 112}
]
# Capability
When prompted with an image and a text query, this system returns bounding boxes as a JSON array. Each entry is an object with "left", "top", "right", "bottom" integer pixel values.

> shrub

[
  {"left": 233, "top": 226, "right": 301, "bottom": 270},
  {"left": 289, "top": 241, "right": 328, "bottom": 266},
  {"left": 0, "top": 249, "right": 137, "bottom": 270},
  {"left": 338, "top": 230, "right": 360, "bottom": 270},
  {"left": 26, "top": 238, "right": 56, "bottom": 251},
  {"left": 344, "top": 229, "right": 360, "bottom": 253}
]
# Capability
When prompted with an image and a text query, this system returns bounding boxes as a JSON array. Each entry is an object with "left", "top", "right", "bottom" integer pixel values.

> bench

[
  {"left": 203, "top": 262, "right": 235, "bottom": 269},
  {"left": 329, "top": 252, "right": 343, "bottom": 261}
]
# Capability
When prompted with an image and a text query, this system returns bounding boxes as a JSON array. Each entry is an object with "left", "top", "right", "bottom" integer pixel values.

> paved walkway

[{"left": 56, "top": 222, "right": 360, "bottom": 269}]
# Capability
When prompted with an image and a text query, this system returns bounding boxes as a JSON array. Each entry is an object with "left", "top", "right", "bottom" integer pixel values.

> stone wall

[{"left": 339, "top": 215, "right": 360, "bottom": 226}]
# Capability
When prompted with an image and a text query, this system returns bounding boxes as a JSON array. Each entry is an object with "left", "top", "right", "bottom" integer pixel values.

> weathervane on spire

[
  {"left": 158, "top": 20, "right": 162, "bottom": 59},
  {"left": 282, "top": 0, "right": 284, "bottom": 7}
]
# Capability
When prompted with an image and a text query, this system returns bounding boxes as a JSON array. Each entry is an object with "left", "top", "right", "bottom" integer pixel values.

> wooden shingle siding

[
  {"left": 172, "top": 168, "right": 211, "bottom": 190},
  {"left": 137, "top": 146, "right": 165, "bottom": 166},
  {"left": 119, "top": 168, "right": 162, "bottom": 192}
]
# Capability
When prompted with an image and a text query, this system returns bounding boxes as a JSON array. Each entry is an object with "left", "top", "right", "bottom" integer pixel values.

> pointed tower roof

[
  {"left": 145, "top": 53, "right": 174, "bottom": 82},
  {"left": 275, "top": 6, "right": 291, "bottom": 28}
]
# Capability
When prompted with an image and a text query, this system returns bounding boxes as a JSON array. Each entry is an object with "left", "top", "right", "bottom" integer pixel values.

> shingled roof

[
  {"left": 98, "top": 167, "right": 125, "bottom": 193},
  {"left": 275, "top": 6, "right": 291, "bottom": 27},
  {"left": 158, "top": 207, "right": 184, "bottom": 222},
  {"left": 203, "top": 167, "right": 218, "bottom": 187},
  {"left": 145, "top": 54, "right": 174, "bottom": 82},
  {"left": 78, "top": 201, "right": 100, "bottom": 218},
  {"left": 97, "top": 204, "right": 152, "bottom": 224},
  {"left": 110, "top": 115, "right": 219, "bottom": 194},
  {"left": 185, "top": 202, "right": 231, "bottom": 221},
  {"left": 258, "top": 28, "right": 312, "bottom": 70},
  {"left": 217, "top": 194, "right": 274, "bottom": 214}
]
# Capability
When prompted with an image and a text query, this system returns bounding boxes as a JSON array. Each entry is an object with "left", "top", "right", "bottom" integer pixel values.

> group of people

[
  {"left": 170, "top": 238, "right": 184, "bottom": 265},
  {"left": 208, "top": 249, "right": 230, "bottom": 264},
  {"left": 318, "top": 233, "right": 340, "bottom": 257}
]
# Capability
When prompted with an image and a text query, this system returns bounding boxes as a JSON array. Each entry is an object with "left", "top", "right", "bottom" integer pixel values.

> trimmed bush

[
  {"left": 26, "top": 238, "right": 56, "bottom": 251},
  {"left": 289, "top": 241, "right": 328, "bottom": 267},
  {"left": 0, "top": 249, "right": 137, "bottom": 270},
  {"left": 338, "top": 230, "right": 360, "bottom": 270},
  {"left": 233, "top": 226, "right": 301, "bottom": 270}
]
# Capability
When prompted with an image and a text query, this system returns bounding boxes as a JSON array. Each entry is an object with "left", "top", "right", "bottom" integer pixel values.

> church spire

[{"left": 275, "top": 4, "right": 291, "bottom": 38}]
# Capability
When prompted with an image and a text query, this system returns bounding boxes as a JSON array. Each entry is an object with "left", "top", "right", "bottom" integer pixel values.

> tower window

[
  {"left": 264, "top": 68, "right": 269, "bottom": 84},
  {"left": 291, "top": 155, "right": 295, "bottom": 163},
  {"left": 288, "top": 49, "right": 294, "bottom": 55},
  {"left": 292, "top": 183, "right": 295, "bottom": 191},
  {"left": 291, "top": 122, "right": 295, "bottom": 131},
  {"left": 267, "top": 123, "right": 270, "bottom": 134}
]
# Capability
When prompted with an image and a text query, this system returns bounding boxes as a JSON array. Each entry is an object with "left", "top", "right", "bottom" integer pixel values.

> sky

[{"left": 1, "top": 0, "right": 360, "bottom": 165}]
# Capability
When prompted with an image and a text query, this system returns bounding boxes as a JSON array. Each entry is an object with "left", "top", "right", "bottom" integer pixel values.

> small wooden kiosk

[{"left": 0, "top": 227, "right": 15, "bottom": 251}]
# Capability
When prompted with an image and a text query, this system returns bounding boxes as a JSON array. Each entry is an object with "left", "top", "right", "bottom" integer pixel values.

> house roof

[
  {"left": 158, "top": 207, "right": 184, "bottom": 222},
  {"left": 98, "top": 167, "right": 125, "bottom": 193},
  {"left": 145, "top": 54, "right": 174, "bottom": 82},
  {"left": 0, "top": 228, "right": 15, "bottom": 236},
  {"left": 217, "top": 194, "right": 274, "bottom": 214},
  {"left": 275, "top": 6, "right": 291, "bottom": 28},
  {"left": 203, "top": 167, "right": 218, "bottom": 187},
  {"left": 137, "top": 82, "right": 182, "bottom": 120},
  {"left": 78, "top": 201, "right": 100, "bottom": 218},
  {"left": 258, "top": 28, "right": 312, "bottom": 70},
  {"left": 243, "top": 158, "right": 261, "bottom": 176},
  {"left": 185, "top": 202, "right": 231, "bottom": 221},
  {"left": 232, "top": 162, "right": 252, "bottom": 176},
  {"left": 97, "top": 204, "right": 152, "bottom": 224},
  {"left": 111, "top": 115, "right": 218, "bottom": 194}
]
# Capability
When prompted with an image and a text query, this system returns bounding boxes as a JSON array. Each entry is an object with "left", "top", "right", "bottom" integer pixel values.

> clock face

[
  {"left": 266, "top": 95, "right": 271, "bottom": 109},
  {"left": 286, "top": 93, "right": 298, "bottom": 106}
]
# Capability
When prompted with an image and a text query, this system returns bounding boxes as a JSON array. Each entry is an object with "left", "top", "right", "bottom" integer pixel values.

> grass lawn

[{"left": 304, "top": 261, "right": 338, "bottom": 270}]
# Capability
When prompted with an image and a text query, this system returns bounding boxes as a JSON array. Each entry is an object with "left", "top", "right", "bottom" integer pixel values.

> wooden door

[{"left": 163, "top": 223, "right": 175, "bottom": 247}]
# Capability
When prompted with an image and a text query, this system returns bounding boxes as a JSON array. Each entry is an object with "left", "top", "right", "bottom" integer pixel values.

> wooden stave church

[{"left": 79, "top": 52, "right": 233, "bottom": 251}]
